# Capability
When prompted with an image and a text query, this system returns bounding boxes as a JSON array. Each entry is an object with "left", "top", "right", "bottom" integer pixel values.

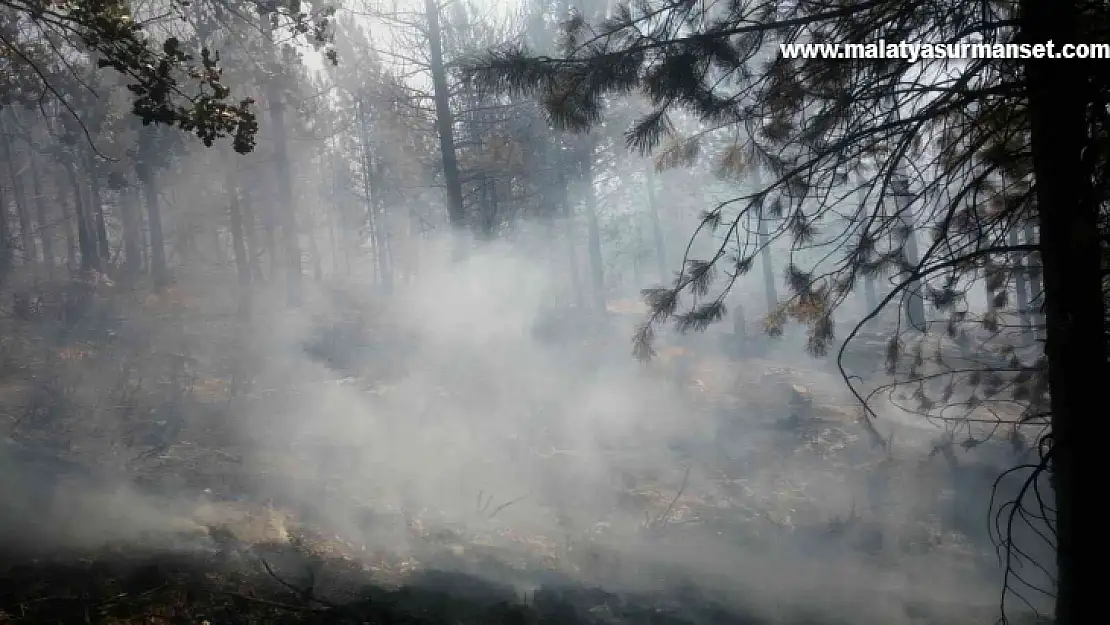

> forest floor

[{"left": 0, "top": 276, "right": 1044, "bottom": 625}]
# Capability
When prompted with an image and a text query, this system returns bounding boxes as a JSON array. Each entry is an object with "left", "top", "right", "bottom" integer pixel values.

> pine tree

[{"left": 466, "top": 1, "right": 1110, "bottom": 623}]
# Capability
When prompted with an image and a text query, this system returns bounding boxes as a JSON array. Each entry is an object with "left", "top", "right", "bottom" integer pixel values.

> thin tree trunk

[
  {"left": 61, "top": 183, "right": 77, "bottom": 272},
  {"left": 307, "top": 211, "right": 323, "bottom": 282},
  {"left": 560, "top": 167, "right": 583, "bottom": 309},
  {"left": 85, "top": 150, "right": 110, "bottom": 265},
  {"left": 632, "top": 215, "right": 644, "bottom": 293},
  {"left": 66, "top": 162, "right": 99, "bottom": 272},
  {"left": 855, "top": 182, "right": 878, "bottom": 312},
  {"left": 2, "top": 135, "right": 37, "bottom": 266},
  {"left": 224, "top": 150, "right": 252, "bottom": 301},
  {"left": 137, "top": 133, "right": 167, "bottom": 288},
  {"left": 137, "top": 194, "right": 148, "bottom": 274},
  {"left": 355, "top": 99, "right": 380, "bottom": 286},
  {"left": 260, "top": 6, "right": 301, "bottom": 304},
  {"left": 377, "top": 190, "right": 393, "bottom": 293},
  {"left": 645, "top": 167, "right": 667, "bottom": 283},
  {"left": 0, "top": 183, "right": 11, "bottom": 282},
  {"left": 28, "top": 150, "right": 54, "bottom": 277},
  {"left": 1023, "top": 221, "right": 1044, "bottom": 340},
  {"left": 582, "top": 145, "right": 606, "bottom": 315},
  {"left": 749, "top": 168, "right": 779, "bottom": 316},
  {"left": 119, "top": 187, "right": 142, "bottom": 288},
  {"left": 892, "top": 171, "right": 925, "bottom": 333},
  {"left": 239, "top": 184, "right": 265, "bottom": 283},
  {"left": 425, "top": 0, "right": 466, "bottom": 233},
  {"left": 1009, "top": 228, "right": 1031, "bottom": 334}
]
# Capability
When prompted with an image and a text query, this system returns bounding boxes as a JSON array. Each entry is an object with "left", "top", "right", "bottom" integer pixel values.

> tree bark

[
  {"left": 2, "top": 135, "right": 37, "bottom": 266},
  {"left": 224, "top": 151, "right": 252, "bottom": 293},
  {"left": 66, "top": 161, "right": 99, "bottom": 272},
  {"left": 137, "top": 133, "right": 168, "bottom": 288},
  {"left": 749, "top": 168, "right": 780, "bottom": 316},
  {"left": 892, "top": 171, "right": 926, "bottom": 333},
  {"left": 582, "top": 142, "right": 606, "bottom": 315},
  {"left": 1009, "top": 228, "right": 1031, "bottom": 334},
  {"left": 119, "top": 187, "right": 142, "bottom": 288},
  {"left": 425, "top": 0, "right": 467, "bottom": 232},
  {"left": 1022, "top": 2, "right": 1102, "bottom": 623},
  {"left": 0, "top": 181, "right": 11, "bottom": 282},
  {"left": 28, "top": 150, "right": 54, "bottom": 276},
  {"left": 85, "top": 150, "right": 110, "bottom": 265},
  {"left": 645, "top": 167, "right": 667, "bottom": 283},
  {"left": 560, "top": 166, "right": 583, "bottom": 309},
  {"left": 1024, "top": 221, "right": 1044, "bottom": 339},
  {"left": 259, "top": 7, "right": 302, "bottom": 304}
]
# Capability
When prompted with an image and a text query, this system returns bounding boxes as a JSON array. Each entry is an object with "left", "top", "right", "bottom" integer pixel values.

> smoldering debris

[{"left": 0, "top": 245, "right": 1050, "bottom": 625}]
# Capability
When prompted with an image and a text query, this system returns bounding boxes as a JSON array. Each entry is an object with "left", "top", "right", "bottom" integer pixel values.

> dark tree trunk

[
  {"left": 260, "top": 7, "right": 302, "bottom": 304},
  {"left": 1024, "top": 221, "right": 1044, "bottom": 339},
  {"left": 137, "top": 133, "right": 167, "bottom": 288},
  {"left": 119, "top": 188, "right": 142, "bottom": 288},
  {"left": 645, "top": 167, "right": 667, "bottom": 283},
  {"left": 238, "top": 184, "right": 265, "bottom": 283},
  {"left": 2, "top": 135, "right": 37, "bottom": 266},
  {"left": 66, "top": 162, "right": 99, "bottom": 272},
  {"left": 61, "top": 183, "right": 77, "bottom": 272},
  {"left": 224, "top": 150, "right": 252, "bottom": 307},
  {"left": 559, "top": 167, "right": 583, "bottom": 309},
  {"left": 892, "top": 172, "right": 926, "bottom": 333},
  {"left": 85, "top": 151, "right": 110, "bottom": 265},
  {"left": 581, "top": 144, "right": 606, "bottom": 315},
  {"left": 28, "top": 150, "right": 54, "bottom": 276},
  {"left": 0, "top": 183, "right": 11, "bottom": 282},
  {"left": 1022, "top": 2, "right": 1102, "bottom": 623},
  {"left": 1009, "top": 228, "right": 1031, "bottom": 334},
  {"left": 425, "top": 0, "right": 466, "bottom": 232}
]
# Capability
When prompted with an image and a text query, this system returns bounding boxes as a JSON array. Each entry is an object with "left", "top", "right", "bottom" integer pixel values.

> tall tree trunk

[
  {"left": 632, "top": 215, "right": 644, "bottom": 293},
  {"left": 61, "top": 183, "right": 77, "bottom": 272},
  {"left": 559, "top": 167, "right": 583, "bottom": 309},
  {"left": 1009, "top": 227, "right": 1031, "bottom": 335},
  {"left": 757, "top": 215, "right": 777, "bottom": 316},
  {"left": 224, "top": 150, "right": 252, "bottom": 302},
  {"left": 0, "top": 183, "right": 11, "bottom": 282},
  {"left": 137, "top": 194, "right": 148, "bottom": 273},
  {"left": 307, "top": 210, "right": 323, "bottom": 282},
  {"left": 751, "top": 168, "right": 779, "bottom": 316},
  {"left": 582, "top": 144, "right": 606, "bottom": 315},
  {"left": 28, "top": 150, "right": 54, "bottom": 277},
  {"left": 260, "top": 7, "right": 301, "bottom": 303},
  {"left": 238, "top": 184, "right": 264, "bottom": 283},
  {"left": 2, "top": 135, "right": 37, "bottom": 266},
  {"left": 137, "top": 134, "right": 167, "bottom": 288},
  {"left": 855, "top": 182, "right": 878, "bottom": 312},
  {"left": 119, "top": 187, "right": 142, "bottom": 288},
  {"left": 892, "top": 171, "right": 925, "bottom": 333},
  {"left": 66, "top": 162, "right": 99, "bottom": 272},
  {"left": 85, "top": 150, "right": 110, "bottom": 265},
  {"left": 1023, "top": 221, "right": 1044, "bottom": 339},
  {"left": 645, "top": 167, "right": 667, "bottom": 283},
  {"left": 355, "top": 99, "right": 381, "bottom": 286},
  {"left": 377, "top": 189, "right": 393, "bottom": 293},
  {"left": 425, "top": 0, "right": 466, "bottom": 232},
  {"left": 1023, "top": 2, "right": 1101, "bottom": 623}
]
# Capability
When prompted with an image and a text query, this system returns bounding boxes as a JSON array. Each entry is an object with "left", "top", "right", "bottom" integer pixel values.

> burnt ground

[
  {"left": 0, "top": 287, "right": 1051, "bottom": 625},
  {"left": 0, "top": 541, "right": 1039, "bottom": 625}
]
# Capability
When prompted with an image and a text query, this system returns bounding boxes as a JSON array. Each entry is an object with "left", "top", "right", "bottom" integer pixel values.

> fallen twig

[{"left": 644, "top": 465, "right": 692, "bottom": 531}]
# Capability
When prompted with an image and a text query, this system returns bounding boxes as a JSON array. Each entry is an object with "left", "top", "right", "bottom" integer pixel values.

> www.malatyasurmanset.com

[{"left": 779, "top": 40, "right": 1110, "bottom": 61}]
